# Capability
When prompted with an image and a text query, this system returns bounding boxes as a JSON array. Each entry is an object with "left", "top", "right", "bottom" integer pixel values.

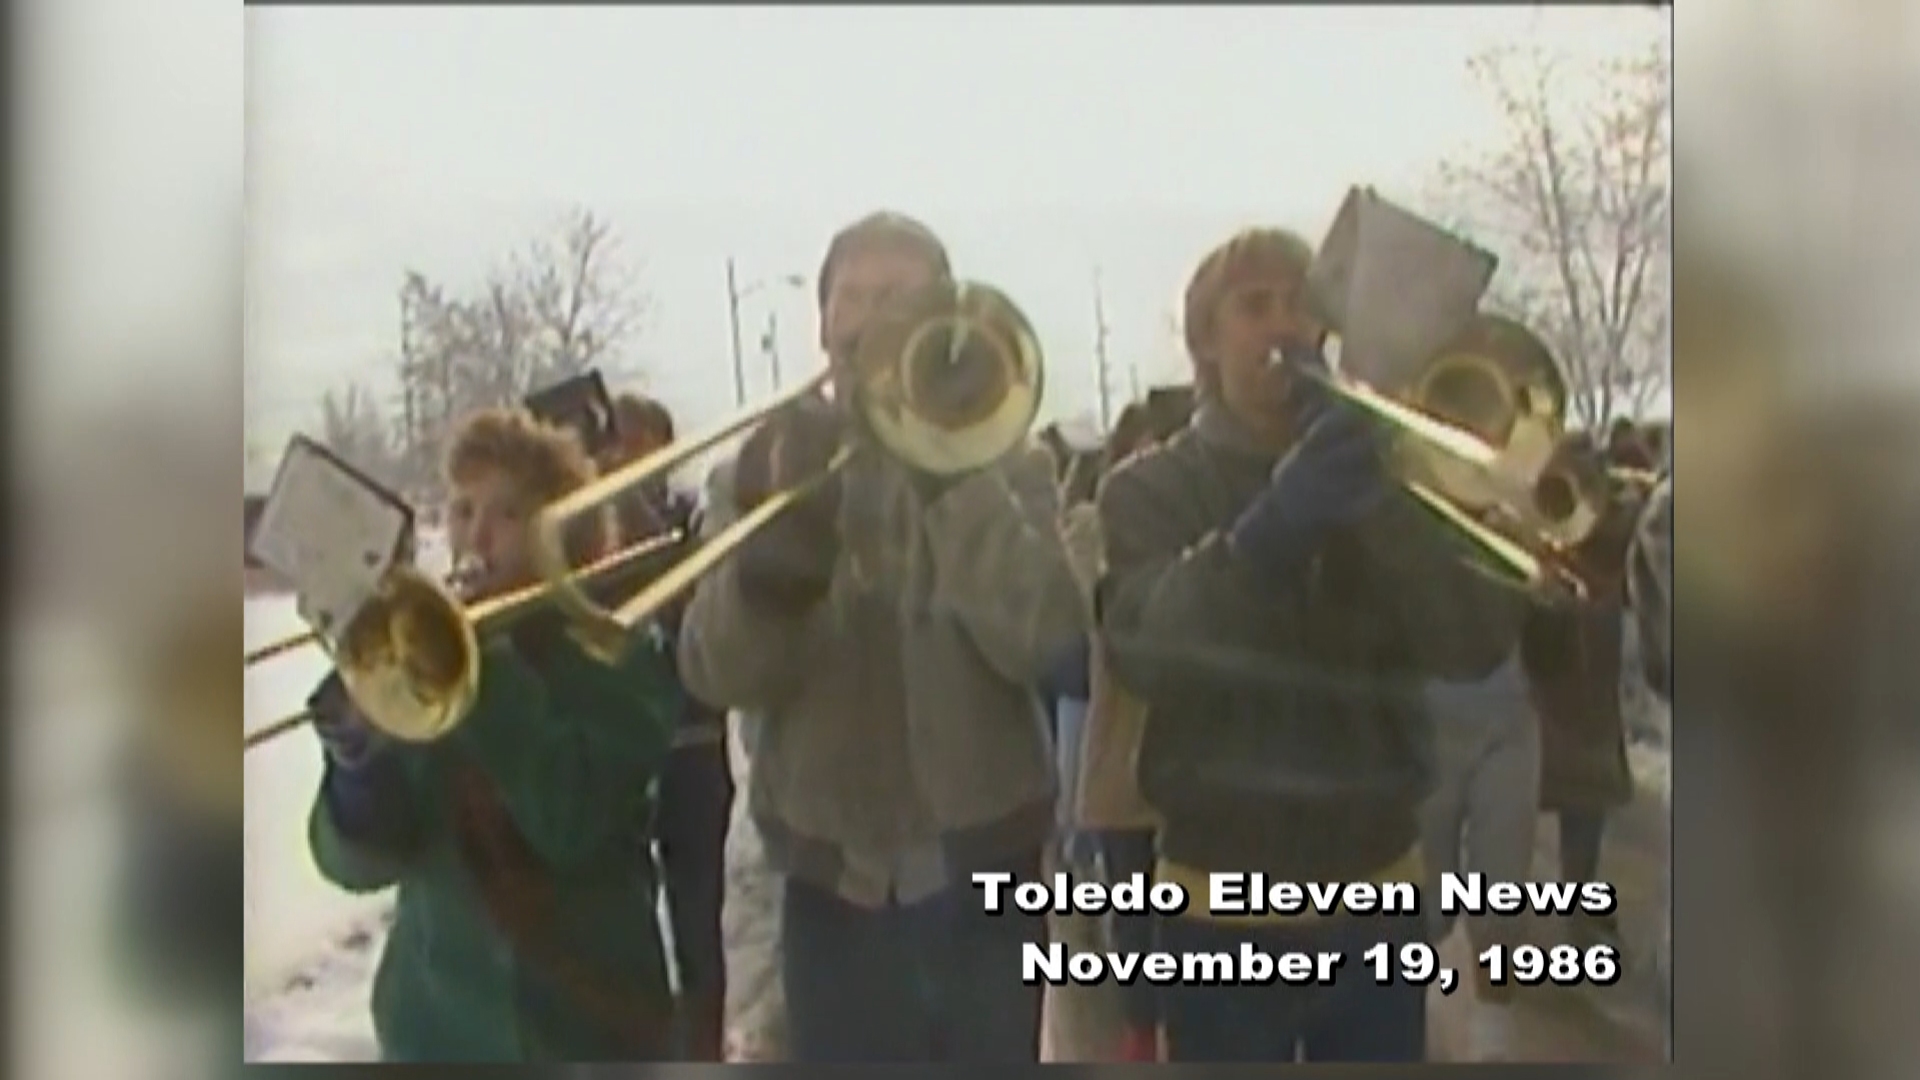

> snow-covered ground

[
  {"left": 243, "top": 594, "right": 387, "bottom": 1062},
  {"left": 241, "top": 528, "right": 454, "bottom": 1061}
]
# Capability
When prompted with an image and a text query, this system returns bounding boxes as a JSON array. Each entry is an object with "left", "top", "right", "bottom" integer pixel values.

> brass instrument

[
  {"left": 526, "top": 277, "right": 1044, "bottom": 646},
  {"left": 1295, "top": 186, "right": 1647, "bottom": 599},
  {"left": 242, "top": 531, "right": 682, "bottom": 750},
  {"left": 244, "top": 556, "right": 491, "bottom": 668},
  {"left": 247, "top": 278, "right": 1042, "bottom": 753}
]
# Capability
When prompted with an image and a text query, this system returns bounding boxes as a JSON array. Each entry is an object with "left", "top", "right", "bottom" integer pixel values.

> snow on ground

[
  {"left": 243, "top": 595, "right": 388, "bottom": 1062},
  {"left": 242, "top": 527, "right": 684, "bottom": 1063}
]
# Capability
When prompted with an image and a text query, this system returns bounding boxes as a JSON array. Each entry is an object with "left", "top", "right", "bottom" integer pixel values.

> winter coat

[
  {"left": 1095, "top": 403, "right": 1522, "bottom": 881},
  {"left": 307, "top": 625, "right": 679, "bottom": 1062},
  {"left": 677, "top": 436, "right": 1084, "bottom": 908},
  {"left": 1521, "top": 600, "right": 1634, "bottom": 812}
]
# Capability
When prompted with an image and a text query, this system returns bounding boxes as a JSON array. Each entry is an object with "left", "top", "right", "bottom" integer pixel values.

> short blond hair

[{"left": 443, "top": 407, "right": 613, "bottom": 564}]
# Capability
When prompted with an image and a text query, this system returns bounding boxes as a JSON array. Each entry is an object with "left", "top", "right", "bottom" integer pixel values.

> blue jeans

[
  {"left": 1054, "top": 697, "right": 1097, "bottom": 867},
  {"left": 780, "top": 858, "right": 1048, "bottom": 1062},
  {"left": 1158, "top": 915, "right": 1427, "bottom": 1062}
]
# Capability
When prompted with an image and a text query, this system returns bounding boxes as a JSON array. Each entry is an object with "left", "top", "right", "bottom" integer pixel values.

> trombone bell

[
  {"left": 1301, "top": 186, "right": 1617, "bottom": 591},
  {"left": 245, "top": 434, "right": 481, "bottom": 745},
  {"left": 851, "top": 279, "right": 1045, "bottom": 476},
  {"left": 335, "top": 568, "right": 481, "bottom": 742},
  {"left": 525, "top": 277, "right": 1047, "bottom": 641}
]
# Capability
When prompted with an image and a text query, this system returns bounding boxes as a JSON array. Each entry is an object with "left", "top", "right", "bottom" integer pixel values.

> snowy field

[
  {"left": 242, "top": 593, "right": 387, "bottom": 1062},
  {"left": 241, "top": 528, "right": 455, "bottom": 1061}
]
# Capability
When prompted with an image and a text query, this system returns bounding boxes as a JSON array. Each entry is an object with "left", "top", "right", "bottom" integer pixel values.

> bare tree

[
  {"left": 389, "top": 210, "right": 649, "bottom": 493},
  {"left": 318, "top": 382, "right": 401, "bottom": 486},
  {"left": 514, "top": 209, "right": 647, "bottom": 389},
  {"left": 1432, "top": 40, "right": 1672, "bottom": 432}
]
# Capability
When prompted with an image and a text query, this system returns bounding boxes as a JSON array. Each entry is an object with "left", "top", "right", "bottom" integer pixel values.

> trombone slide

[
  {"left": 524, "top": 276, "right": 1047, "bottom": 650},
  {"left": 241, "top": 531, "right": 684, "bottom": 750}
]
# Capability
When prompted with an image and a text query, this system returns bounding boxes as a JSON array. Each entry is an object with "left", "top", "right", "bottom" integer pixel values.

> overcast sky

[{"left": 225, "top": 6, "right": 1670, "bottom": 472}]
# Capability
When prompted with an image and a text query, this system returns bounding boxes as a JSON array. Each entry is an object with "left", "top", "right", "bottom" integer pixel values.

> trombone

[
  {"left": 1293, "top": 185, "right": 1652, "bottom": 602},
  {"left": 248, "top": 277, "right": 1044, "bottom": 753},
  {"left": 1287, "top": 319, "right": 1652, "bottom": 602},
  {"left": 242, "top": 531, "right": 685, "bottom": 750},
  {"left": 528, "top": 277, "right": 1045, "bottom": 647}
]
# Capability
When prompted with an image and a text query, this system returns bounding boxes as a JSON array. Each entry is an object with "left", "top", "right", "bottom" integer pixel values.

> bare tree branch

[
  {"left": 383, "top": 210, "right": 650, "bottom": 493},
  {"left": 318, "top": 381, "right": 401, "bottom": 487},
  {"left": 1430, "top": 41, "right": 1671, "bottom": 433}
]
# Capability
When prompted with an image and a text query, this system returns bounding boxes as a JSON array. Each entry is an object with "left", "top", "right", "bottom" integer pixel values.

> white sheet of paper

[{"left": 248, "top": 439, "right": 410, "bottom": 638}]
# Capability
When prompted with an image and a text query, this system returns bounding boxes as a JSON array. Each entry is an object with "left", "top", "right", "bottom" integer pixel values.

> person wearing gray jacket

[{"left": 676, "top": 211, "right": 1087, "bottom": 1063}]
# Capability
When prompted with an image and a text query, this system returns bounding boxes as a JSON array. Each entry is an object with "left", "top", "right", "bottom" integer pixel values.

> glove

[
  {"left": 1229, "top": 393, "right": 1388, "bottom": 586},
  {"left": 733, "top": 400, "right": 845, "bottom": 612},
  {"left": 735, "top": 396, "right": 845, "bottom": 513},
  {"left": 307, "top": 673, "right": 398, "bottom": 837},
  {"left": 307, "top": 672, "right": 378, "bottom": 767}
]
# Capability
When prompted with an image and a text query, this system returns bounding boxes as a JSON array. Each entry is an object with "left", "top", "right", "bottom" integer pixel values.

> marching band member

[
  {"left": 1520, "top": 485, "right": 1642, "bottom": 952},
  {"left": 610, "top": 393, "right": 695, "bottom": 541},
  {"left": 1095, "top": 227, "right": 1523, "bottom": 1062},
  {"left": 304, "top": 408, "right": 681, "bottom": 1062},
  {"left": 607, "top": 392, "right": 732, "bottom": 1059},
  {"left": 676, "top": 211, "right": 1086, "bottom": 1062}
]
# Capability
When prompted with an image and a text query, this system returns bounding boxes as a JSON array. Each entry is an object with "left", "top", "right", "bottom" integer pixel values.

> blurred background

[{"left": 11, "top": 0, "right": 1920, "bottom": 1075}]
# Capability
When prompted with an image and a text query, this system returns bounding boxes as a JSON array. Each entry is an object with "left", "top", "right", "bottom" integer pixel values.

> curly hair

[{"left": 443, "top": 407, "right": 615, "bottom": 565}]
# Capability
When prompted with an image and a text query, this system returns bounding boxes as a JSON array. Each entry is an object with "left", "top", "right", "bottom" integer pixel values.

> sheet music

[{"left": 248, "top": 439, "right": 411, "bottom": 637}]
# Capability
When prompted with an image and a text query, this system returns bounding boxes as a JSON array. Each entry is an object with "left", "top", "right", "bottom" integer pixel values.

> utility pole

[
  {"left": 1092, "top": 267, "right": 1113, "bottom": 430},
  {"left": 725, "top": 258, "right": 748, "bottom": 406},
  {"left": 726, "top": 261, "right": 807, "bottom": 404}
]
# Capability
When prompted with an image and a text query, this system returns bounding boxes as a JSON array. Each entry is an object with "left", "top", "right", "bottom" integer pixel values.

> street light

[{"left": 725, "top": 259, "right": 808, "bottom": 405}]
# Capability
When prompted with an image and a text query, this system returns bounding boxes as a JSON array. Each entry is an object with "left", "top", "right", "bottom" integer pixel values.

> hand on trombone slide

[{"left": 731, "top": 397, "right": 847, "bottom": 612}]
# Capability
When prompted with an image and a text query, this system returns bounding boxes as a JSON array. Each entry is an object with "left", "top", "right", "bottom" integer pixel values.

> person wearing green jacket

[{"left": 305, "top": 407, "right": 679, "bottom": 1062}]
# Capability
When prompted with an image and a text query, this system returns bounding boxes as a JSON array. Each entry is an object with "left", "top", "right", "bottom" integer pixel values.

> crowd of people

[{"left": 289, "top": 209, "right": 1674, "bottom": 1063}]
